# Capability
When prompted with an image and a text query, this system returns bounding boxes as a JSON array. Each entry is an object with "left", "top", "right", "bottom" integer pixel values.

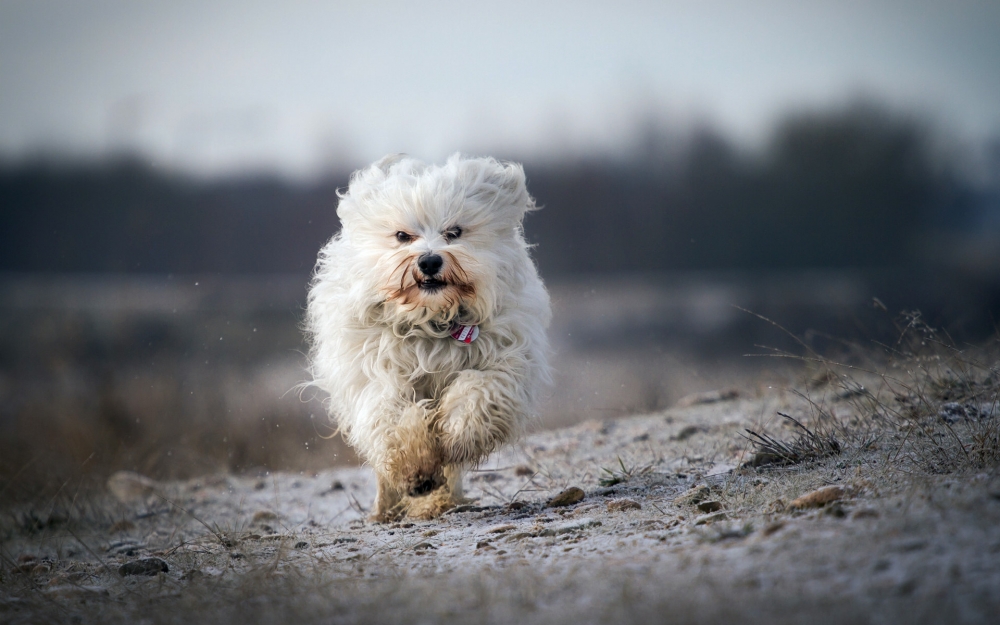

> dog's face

[{"left": 336, "top": 154, "right": 535, "bottom": 326}]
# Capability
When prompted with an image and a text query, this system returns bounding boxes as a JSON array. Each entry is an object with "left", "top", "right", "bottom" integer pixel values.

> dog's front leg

[
  {"left": 371, "top": 474, "right": 403, "bottom": 523},
  {"left": 383, "top": 401, "right": 446, "bottom": 499},
  {"left": 437, "top": 369, "right": 526, "bottom": 466}
]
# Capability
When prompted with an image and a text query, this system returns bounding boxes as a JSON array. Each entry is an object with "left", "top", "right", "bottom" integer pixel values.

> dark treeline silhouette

[
  {"left": 0, "top": 101, "right": 990, "bottom": 278},
  {"left": 525, "top": 102, "right": 981, "bottom": 275},
  {"left": 0, "top": 162, "right": 341, "bottom": 274}
]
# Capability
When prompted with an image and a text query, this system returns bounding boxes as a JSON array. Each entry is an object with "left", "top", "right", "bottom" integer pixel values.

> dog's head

[{"left": 336, "top": 154, "right": 536, "bottom": 327}]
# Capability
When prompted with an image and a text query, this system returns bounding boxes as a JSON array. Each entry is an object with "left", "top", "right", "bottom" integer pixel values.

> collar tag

[{"left": 449, "top": 323, "right": 479, "bottom": 344}]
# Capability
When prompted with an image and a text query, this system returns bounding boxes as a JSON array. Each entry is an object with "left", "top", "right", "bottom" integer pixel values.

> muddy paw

[
  {"left": 404, "top": 468, "right": 446, "bottom": 497},
  {"left": 403, "top": 488, "right": 465, "bottom": 520}
]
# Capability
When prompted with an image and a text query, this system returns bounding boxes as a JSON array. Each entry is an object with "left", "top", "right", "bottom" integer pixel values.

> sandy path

[{"left": 3, "top": 388, "right": 1000, "bottom": 624}]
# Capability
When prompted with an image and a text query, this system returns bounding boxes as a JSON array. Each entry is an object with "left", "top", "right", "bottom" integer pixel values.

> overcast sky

[{"left": 1, "top": 0, "right": 998, "bottom": 177}]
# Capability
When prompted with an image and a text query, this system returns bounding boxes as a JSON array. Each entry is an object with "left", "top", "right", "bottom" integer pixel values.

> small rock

[
  {"left": 674, "top": 425, "right": 702, "bottom": 441},
  {"left": 252, "top": 510, "right": 279, "bottom": 523},
  {"left": 693, "top": 511, "right": 728, "bottom": 525},
  {"left": 506, "top": 532, "right": 535, "bottom": 542},
  {"left": 674, "top": 485, "right": 711, "bottom": 506},
  {"left": 294, "top": 541, "right": 309, "bottom": 549},
  {"left": 486, "top": 524, "right": 516, "bottom": 534},
  {"left": 547, "top": 487, "right": 585, "bottom": 507},
  {"left": 506, "top": 501, "right": 528, "bottom": 511},
  {"left": 514, "top": 465, "right": 535, "bottom": 476},
  {"left": 118, "top": 558, "right": 168, "bottom": 577},
  {"left": 606, "top": 499, "right": 642, "bottom": 513},
  {"left": 697, "top": 501, "right": 724, "bottom": 513},
  {"left": 413, "top": 542, "right": 436, "bottom": 551},
  {"left": 476, "top": 541, "right": 495, "bottom": 550},
  {"left": 788, "top": 486, "right": 845, "bottom": 510},
  {"left": 331, "top": 480, "right": 345, "bottom": 491},
  {"left": 107, "top": 471, "right": 159, "bottom": 503}
]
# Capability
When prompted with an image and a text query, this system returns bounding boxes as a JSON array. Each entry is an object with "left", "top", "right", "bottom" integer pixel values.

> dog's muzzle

[{"left": 417, "top": 253, "right": 446, "bottom": 291}]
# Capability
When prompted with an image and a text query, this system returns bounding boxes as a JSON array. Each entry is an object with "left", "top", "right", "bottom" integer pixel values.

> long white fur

[{"left": 305, "top": 153, "right": 551, "bottom": 519}]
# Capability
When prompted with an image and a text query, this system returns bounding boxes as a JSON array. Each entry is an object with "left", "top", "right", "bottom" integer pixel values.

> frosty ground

[{"left": 4, "top": 356, "right": 1000, "bottom": 625}]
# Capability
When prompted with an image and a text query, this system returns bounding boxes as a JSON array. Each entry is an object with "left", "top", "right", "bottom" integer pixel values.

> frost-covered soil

[{"left": 3, "top": 387, "right": 1000, "bottom": 624}]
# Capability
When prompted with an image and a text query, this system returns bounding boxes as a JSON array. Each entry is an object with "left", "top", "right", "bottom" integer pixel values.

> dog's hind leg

[{"left": 443, "top": 464, "right": 464, "bottom": 500}]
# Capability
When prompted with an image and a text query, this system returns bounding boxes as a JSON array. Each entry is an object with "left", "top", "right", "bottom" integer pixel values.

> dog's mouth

[{"left": 417, "top": 277, "right": 448, "bottom": 292}]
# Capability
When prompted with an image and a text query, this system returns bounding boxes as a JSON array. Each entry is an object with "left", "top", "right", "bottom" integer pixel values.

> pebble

[
  {"left": 607, "top": 499, "right": 642, "bottom": 512},
  {"left": 252, "top": 510, "right": 279, "bottom": 523},
  {"left": 674, "top": 425, "right": 702, "bottom": 441},
  {"left": 788, "top": 486, "right": 845, "bottom": 510},
  {"left": 674, "top": 485, "right": 711, "bottom": 506},
  {"left": 118, "top": 558, "right": 169, "bottom": 577},
  {"left": 547, "top": 487, "right": 585, "bottom": 507},
  {"left": 694, "top": 511, "right": 728, "bottom": 525}
]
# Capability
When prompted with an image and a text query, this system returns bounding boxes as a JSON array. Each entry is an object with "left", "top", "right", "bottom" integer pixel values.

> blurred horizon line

[{"left": 2, "top": 95, "right": 998, "bottom": 184}]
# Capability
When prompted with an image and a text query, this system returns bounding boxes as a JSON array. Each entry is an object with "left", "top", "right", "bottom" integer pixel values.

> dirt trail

[{"left": 3, "top": 385, "right": 1000, "bottom": 624}]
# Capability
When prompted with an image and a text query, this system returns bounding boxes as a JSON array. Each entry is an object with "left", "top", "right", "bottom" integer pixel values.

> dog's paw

[
  {"left": 403, "top": 488, "right": 466, "bottom": 520},
  {"left": 403, "top": 466, "right": 446, "bottom": 497}
]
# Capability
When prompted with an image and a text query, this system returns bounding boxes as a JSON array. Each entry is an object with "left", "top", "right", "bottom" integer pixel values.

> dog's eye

[
  {"left": 395, "top": 231, "right": 414, "bottom": 244},
  {"left": 443, "top": 226, "right": 462, "bottom": 242}
]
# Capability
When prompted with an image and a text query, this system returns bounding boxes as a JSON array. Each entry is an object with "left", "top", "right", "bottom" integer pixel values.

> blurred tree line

[{"left": 1, "top": 101, "right": 992, "bottom": 278}]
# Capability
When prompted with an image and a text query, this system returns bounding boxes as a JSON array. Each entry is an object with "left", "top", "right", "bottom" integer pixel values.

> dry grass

[{"left": 739, "top": 309, "right": 1000, "bottom": 477}]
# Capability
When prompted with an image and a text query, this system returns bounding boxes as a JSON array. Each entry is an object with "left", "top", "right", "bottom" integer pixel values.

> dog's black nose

[{"left": 417, "top": 253, "right": 443, "bottom": 276}]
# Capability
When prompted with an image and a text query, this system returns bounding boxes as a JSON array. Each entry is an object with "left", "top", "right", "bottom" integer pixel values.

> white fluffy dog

[{"left": 305, "top": 154, "right": 550, "bottom": 521}]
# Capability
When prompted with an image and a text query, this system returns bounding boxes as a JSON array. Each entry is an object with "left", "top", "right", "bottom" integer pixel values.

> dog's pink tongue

[{"left": 449, "top": 323, "right": 479, "bottom": 344}]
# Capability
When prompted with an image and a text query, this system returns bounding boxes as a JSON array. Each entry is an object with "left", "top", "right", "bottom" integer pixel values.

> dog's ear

[
  {"left": 460, "top": 157, "right": 536, "bottom": 222},
  {"left": 372, "top": 153, "right": 409, "bottom": 174}
]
